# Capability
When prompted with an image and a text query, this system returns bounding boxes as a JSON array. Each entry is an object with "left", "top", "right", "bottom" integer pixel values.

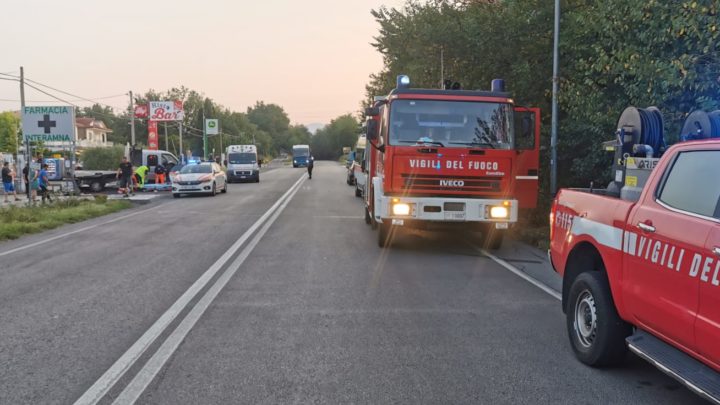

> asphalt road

[{"left": 0, "top": 162, "right": 706, "bottom": 404}]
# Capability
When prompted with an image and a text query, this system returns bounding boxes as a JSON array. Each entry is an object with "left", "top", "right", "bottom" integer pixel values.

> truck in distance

[{"left": 292, "top": 144, "right": 310, "bottom": 168}]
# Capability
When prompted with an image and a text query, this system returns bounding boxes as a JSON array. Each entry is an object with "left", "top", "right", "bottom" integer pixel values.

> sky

[{"left": 0, "top": 0, "right": 405, "bottom": 126}]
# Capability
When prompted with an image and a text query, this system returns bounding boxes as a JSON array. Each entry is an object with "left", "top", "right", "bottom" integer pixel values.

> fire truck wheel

[
  {"left": 378, "top": 222, "right": 391, "bottom": 248},
  {"left": 566, "top": 271, "right": 630, "bottom": 367},
  {"left": 365, "top": 208, "right": 372, "bottom": 225}
]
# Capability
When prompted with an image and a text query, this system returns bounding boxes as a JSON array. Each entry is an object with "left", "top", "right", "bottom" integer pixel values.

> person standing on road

[
  {"left": 154, "top": 163, "right": 166, "bottom": 185},
  {"left": 22, "top": 164, "right": 29, "bottom": 199},
  {"left": 2, "top": 162, "right": 21, "bottom": 203},
  {"left": 27, "top": 162, "right": 39, "bottom": 203},
  {"left": 116, "top": 157, "right": 134, "bottom": 197},
  {"left": 38, "top": 163, "right": 53, "bottom": 203},
  {"left": 307, "top": 155, "right": 314, "bottom": 179}
]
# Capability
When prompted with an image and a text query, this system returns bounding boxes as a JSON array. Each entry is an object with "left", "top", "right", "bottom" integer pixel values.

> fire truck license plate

[{"left": 444, "top": 211, "right": 466, "bottom": 221}]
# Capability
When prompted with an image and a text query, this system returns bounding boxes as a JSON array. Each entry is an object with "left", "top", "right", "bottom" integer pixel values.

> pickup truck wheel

[
  {"left": 567, "top": 272, "right": 630, "bottom": 366},
  {"left": 377, "top": 222, "right": 391, "bottom": 248},
  {"left": 90, "top": 180, "right": 104, "bottom": 193}
]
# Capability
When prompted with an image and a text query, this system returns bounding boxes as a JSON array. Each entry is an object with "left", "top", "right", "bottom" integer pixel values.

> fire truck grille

[{"left": 400, "top": 174, "right": 502, "bottom": 192}]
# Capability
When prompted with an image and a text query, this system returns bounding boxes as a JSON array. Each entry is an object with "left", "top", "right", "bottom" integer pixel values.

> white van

[
  {"left": 225, "top": 145, "right": 259, "bottom": 183},
  {"left": 130, "top": 149, "right": 180, "bottom": 183}
]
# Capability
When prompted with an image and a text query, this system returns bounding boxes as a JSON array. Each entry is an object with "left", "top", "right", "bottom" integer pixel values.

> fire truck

[{"left": 362, "top": 75, "right": 540, "bottom": 248}]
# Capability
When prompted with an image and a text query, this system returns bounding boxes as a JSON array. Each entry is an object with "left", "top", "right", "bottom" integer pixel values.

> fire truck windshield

[{"left": 388, "top": 99, "right": 514, "bottom": 149}]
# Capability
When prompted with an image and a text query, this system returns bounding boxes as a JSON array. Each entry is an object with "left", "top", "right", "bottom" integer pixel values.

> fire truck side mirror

[
  {"left": 366, "top": 120, "right": 379, "bottom": 141},
  {"left": 365, "top": 107, "right": 380, "bottom": 117}
]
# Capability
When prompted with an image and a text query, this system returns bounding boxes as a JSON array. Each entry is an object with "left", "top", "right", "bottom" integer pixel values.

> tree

[
  {"left": 310, "top": 114, "right": 360, "bottom": 159},
  {"left": 367, "top": 0, "right": 720, "bottom": 197},
  {"left": 247, "top": 102, "right": 292, "bottom": 151},
  {"left": 0, "top": 112, "right": 20, "bottom": 153}
]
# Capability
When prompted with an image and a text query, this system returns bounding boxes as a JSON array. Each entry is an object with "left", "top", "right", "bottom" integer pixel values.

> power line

[
  {"left": 0, "top": 94, "right": 128, "bottom": 104},
  {"left": 24, "top": 82, "right": 79, "bottom": 107},
  {"left": 24, "top": 77, "right": 125, "bottom": 111},
  {"left": 23, "top": 83, "right": 128, "bottom": 123}
]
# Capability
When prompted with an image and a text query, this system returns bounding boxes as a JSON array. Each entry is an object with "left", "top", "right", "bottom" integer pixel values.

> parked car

[
  {"left": 168, "top": 162, "right": 186, "bottom": 184},
  {"left": 172, "top": 162, "right": 227, "bottom": 198}
]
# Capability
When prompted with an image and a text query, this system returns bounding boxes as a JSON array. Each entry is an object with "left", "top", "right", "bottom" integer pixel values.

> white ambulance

[{"left": 225, "top": 145, "right": 259, "bottom": 183}]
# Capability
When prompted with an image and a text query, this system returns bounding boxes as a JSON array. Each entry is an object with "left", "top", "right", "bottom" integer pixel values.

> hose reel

[
  {"left": 680, "top": 110, "right": 720, "bottom": 141},
  {"left": 615, "top": 106, "right": 665, "bottom": 157}
]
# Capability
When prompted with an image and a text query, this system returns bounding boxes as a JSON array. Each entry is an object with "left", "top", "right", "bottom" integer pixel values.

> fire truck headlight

[
  {"left": 392, "top": 202, "right": 412, "bottom": 216},
  {"left": 489, "top": 206, "right": 509, "bottom": 219}
]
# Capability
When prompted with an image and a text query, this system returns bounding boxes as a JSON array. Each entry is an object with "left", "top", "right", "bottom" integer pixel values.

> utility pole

[
  {"left": 129, "top": 91, "right": 136, "bottom": 147},
  {"left": 550, "top": 0, "right": 560, "bottom": 195},
  {"left": 20, "top": 66, "right": 28, "bottom": 197},
  {"left": 179, "top": 122, "right": 184, "bottom": 163},
  {"left": 164, "top": 122, "right": 168, "bottom": 151},
  {"left": 440, "top": 47, "right": 444, "bottom": 89},
  {"left": 202, "top": 109, "right": 207, "bottom": 161}
]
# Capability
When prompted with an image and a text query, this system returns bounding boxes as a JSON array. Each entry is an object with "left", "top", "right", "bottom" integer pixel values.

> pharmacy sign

[{"left": 22, "top": 106, "right": 75, "bottom": 143}]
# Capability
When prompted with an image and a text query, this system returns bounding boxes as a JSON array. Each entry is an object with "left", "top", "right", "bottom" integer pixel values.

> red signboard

[
  {"left": 134, "top": 104, "right": 148, "bottom": 119},
  {"left": 148, "top": 120, "right": 159, "bottom": 150},
  {"left": 149, "top": 101, "right": 184, "bottom": 121}
]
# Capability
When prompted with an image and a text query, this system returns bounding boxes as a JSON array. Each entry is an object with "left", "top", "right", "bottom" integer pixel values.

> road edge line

[
  {"left": 73, "top": 174, "right": 306, "bottom": 405},
  {"left": 0, "top": 203, "right": 165, "bottom": 258},
  {"left": 480, "top": 248, "right": 562, "bottom": 301}
]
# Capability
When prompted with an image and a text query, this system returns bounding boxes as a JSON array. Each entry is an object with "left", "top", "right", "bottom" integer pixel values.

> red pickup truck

[{"left": 550, "top": 139, "right": 720, "bottom": 403}]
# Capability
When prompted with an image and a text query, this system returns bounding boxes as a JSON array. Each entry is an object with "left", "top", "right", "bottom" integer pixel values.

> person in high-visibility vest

[
  {"left": 135, "top": 164, "right": 149, "bottom": 188},
  {"left": 154, "top": 163, "right": 166, "bottom": 185}
]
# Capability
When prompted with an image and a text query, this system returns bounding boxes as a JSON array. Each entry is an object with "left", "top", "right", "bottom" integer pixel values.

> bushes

[{"left": 80, "top": 146, "right": 124, "bottom": 170}]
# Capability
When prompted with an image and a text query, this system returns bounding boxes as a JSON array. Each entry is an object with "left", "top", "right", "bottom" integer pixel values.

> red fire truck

[{"left": 362, "top": 75, "right": 540, "bottom": 248}]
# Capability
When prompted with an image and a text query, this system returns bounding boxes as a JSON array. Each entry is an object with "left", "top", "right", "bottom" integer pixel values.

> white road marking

[
  {"left": 0, "top": 204, "right": 165, "bottom": 259},
  {"left": 112, "top": 170, "right": 305, "bottom": 404},
  {"left": 480, "top": 249, "right": 562, "bottom": 301},
  {"left": 73, "top": 174, "right": 306, "bottom": 405}
]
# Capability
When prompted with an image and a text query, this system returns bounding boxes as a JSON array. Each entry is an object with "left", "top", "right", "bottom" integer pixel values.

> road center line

[
  {"left": 73, "top": 174, "right": 306, "bottom": 405},
  {"left": 0, "top": 204, "right": 166, "bottom": 259},
  {"left": 112, "top": 169, "right": 305, "bottom": 404}
]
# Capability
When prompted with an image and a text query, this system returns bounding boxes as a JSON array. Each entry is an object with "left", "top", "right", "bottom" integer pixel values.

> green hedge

[{"left": 81, "top": 146, "right": 125, "bottom": 170}]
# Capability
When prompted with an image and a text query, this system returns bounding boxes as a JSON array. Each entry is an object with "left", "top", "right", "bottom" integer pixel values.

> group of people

[
  {"left": 2, "top": 154, "right": 53, "bottom": 204},
  {"left": 116, "top": 157, "right": 170, "bottom": 197}
]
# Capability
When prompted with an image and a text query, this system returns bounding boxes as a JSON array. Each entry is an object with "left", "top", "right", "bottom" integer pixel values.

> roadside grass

[{"left": 0, "top": 198, "right": 132, "bottom": 241}]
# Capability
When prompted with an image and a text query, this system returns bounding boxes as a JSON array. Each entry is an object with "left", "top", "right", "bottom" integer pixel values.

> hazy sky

[{"left": 0, "top": 0, "right": 405, "bottom": 125}]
